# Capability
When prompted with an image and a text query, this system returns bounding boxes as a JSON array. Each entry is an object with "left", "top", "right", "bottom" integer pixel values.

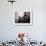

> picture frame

[{"left": 14, "top": 10, "right": 33, "bottom": 26}]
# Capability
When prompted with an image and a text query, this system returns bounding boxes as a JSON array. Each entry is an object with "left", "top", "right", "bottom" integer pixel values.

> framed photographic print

[{"left": 14, "top": 10, "right": 32, "bottom": 26}]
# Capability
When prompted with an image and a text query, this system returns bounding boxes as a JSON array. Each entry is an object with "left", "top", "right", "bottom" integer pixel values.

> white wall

[{"left": 0, "top": 0, "right": 46, "bottom": 41}]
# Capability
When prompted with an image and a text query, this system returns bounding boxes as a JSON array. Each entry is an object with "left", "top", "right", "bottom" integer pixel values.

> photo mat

[{"left": 14, "top": 10, "right": 32, "bottom": 26}]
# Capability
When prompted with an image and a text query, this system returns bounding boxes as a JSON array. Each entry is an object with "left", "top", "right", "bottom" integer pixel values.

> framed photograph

[{"left": 14, "top": 10, "right": 32, "bottom": 26}]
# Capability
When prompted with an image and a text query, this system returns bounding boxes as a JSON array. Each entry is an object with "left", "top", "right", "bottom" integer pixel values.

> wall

[{"left": 0, "top": 0, "right": 46, "bottom": 41}]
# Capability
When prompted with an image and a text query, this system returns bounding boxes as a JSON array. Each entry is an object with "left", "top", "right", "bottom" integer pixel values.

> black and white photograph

[{"left": 15, "top": 11, "right": 32, "bottom": 25}]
